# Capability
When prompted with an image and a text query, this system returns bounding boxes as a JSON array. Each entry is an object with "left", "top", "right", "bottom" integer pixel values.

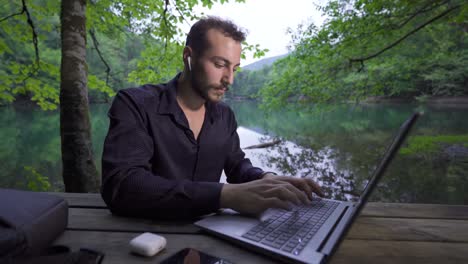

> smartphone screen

[{"left": 160, "top": 248, "right": 234, "bottom": 264}]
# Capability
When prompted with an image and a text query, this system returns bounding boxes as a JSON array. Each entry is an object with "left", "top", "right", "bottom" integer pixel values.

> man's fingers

[
  {"left": 234, "top": 177, "right": 323, "bottom": 216},
  {"left": 290, "top": 179, "right": 314, "bottom": 201},
  {"left": 305, "top": 178, "right": 324, "bottom": 197},
  {"left": 264, "top": 182, "right": 310, "bottom": 205},
  {"left": 263, "top": 197, "right": 292, "bottom": 211},
  {"left": 280, "top": 177, "right": 324, "bottom": 198},
  {"left": 266, "top": 185, "right": 301, "bottom": 205},
  {"left": 284, "top": 183, "right": 310, "bottom": 204}
]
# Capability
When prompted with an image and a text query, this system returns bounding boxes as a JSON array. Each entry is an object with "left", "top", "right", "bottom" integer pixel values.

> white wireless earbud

[{"left": 187, "top": 56, "right": 192, "bottom": 72}]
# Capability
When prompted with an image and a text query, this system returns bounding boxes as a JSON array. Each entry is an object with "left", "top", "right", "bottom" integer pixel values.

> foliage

[
  {"left": 257, "top": 0, "right": 468, "bottom": 109},
  {"left": 24, "top": 165, "right": 51, "bottom": 191},
  {"left": 400, "top": 135, "right": 468, "bottom": 156},
  {"left": 228, "top": 66, "right": 272, "bottom": 99},
  {"left": 0, "top": 0, "right": 113, "bottom": 109},
  {"left": 0, "top": 0, "right": 266, "bottom": 109},
  {"left": 127, "top": 40, "right": 184, "bottom": 84}
]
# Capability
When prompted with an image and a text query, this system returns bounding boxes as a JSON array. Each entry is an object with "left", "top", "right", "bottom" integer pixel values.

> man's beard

[
  {"left": 189, "top": 66, "right": 229, "bottom": 103},
  {"left": 190, "top": 72, "right": 210, "bottom": 101}
]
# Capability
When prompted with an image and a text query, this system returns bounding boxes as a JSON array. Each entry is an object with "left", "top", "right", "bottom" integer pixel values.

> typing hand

[
  {"left": 220, "top": 176, "right": 323, "bottom": 216},
  {"left": 262, "top": 173, "right": 324, "bottom": 199}
]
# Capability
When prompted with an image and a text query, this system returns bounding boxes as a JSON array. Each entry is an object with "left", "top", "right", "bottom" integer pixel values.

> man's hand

[
  {"left": 220, "top": 174, "right": 324, "bottom": 216},
  {"left": 262, "top": 173, "right": 324, "bottom": 199}
]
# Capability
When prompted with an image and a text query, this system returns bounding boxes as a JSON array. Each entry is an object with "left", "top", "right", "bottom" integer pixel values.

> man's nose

[{"left": 223, "top": 68, "right": 234, "bottom": 86}]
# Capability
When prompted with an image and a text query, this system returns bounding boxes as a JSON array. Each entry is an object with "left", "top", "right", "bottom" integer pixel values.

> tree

[
  {"left": 60, "top": 0, "right": 99, "bottom": 192},
  {"left": 259, "top": 0, "right": 468, "bottom": 109}
]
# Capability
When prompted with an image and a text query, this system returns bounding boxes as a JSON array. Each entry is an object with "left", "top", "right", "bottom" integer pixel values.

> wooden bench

[{"left": 53, "top": 193, "right": 468, "bottom": 263}]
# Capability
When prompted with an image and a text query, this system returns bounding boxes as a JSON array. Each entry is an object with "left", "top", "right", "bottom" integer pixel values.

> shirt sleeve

[
  {"left": 223, "top": 108, "right": 265, "bottom": 183},
  {"left": 101, "top": 90, "right": 223, "bottom": 220}
]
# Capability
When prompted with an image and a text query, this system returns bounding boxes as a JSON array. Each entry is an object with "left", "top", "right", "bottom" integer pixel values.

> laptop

[{"left": 195, "top": 112, "right": 421, "bottom": 264}]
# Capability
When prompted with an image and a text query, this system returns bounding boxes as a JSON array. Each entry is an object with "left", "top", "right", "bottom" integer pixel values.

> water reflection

[
  {"left": 230, "top": 101, "right": 468, "bottom": 205},
  {"left": 238, "top": 127, "right": 359, "bottom": 201},
  {"left": 0, "top": 101, "right": 467, "bottom": 204},
  {"left": 0, "top": 104, "right": 110, "bottom": 191}
]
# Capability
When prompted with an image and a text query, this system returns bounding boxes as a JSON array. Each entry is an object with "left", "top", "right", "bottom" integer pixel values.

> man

[{"left": 101, "top": 16, "right": 323, "bottom": 220}]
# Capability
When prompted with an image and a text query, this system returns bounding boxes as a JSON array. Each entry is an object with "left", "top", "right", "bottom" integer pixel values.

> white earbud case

[{"left": 129, "top": 232, "right": 167, "bottom": 257}]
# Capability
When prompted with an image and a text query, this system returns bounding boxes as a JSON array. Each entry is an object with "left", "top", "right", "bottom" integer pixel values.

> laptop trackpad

[{"left": 197, "top": 209, "right": 259, "bottom": 237}]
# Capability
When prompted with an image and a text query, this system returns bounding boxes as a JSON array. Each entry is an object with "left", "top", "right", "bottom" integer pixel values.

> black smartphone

[{"left": 160, "top": 248, "right": 234, "bottom": 264}]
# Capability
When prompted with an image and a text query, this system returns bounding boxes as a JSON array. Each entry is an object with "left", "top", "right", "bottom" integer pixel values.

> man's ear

[{"left": 183, "top": 46, "right": 193, "bottom": 72}]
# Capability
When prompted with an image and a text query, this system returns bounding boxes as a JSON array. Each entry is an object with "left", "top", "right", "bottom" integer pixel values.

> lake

[{"left": 1, "top": 101, "right": 467, "bottom": 204}]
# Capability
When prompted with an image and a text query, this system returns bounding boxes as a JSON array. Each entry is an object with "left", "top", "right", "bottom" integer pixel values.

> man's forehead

[
  {"left": 204, "top": 29, "right": 242, "bottom": 64},
  {"left": 204, "top": 29, "right": 241, "bottom": 46}
]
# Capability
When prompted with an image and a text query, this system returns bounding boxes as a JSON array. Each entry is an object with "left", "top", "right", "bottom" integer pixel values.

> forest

[
  {"left": 231, "top": 0, "right": 467, "bottom": 109},
  {"left": 2, "top": 0, "right": 467, "bottom": 108},
  {"left": 1, "top": 0, "right": 269, "bottom": 109}
]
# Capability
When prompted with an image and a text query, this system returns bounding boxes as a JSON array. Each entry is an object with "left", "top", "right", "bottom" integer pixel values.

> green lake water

[{"left": 1, "top": 101, "right": 467, "bottom": 204}]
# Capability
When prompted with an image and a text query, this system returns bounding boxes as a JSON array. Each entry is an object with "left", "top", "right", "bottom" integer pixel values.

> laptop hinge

[{"left": 317, "top": 204, "right": 355, "bottom": 255}]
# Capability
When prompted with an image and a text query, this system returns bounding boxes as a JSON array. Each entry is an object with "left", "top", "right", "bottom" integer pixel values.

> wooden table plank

[
  {"left": 55, "top": 230, "right": 276, "bottom": 264},
  {"left": 362, "top": 203, "right": 468, "bottom": 220},
  {"left": 54, "top": 230, "right": 468, "bottom": 264},
  {"left": 48, "top": 192, "right": 106, "bottom": 208},
  {"left": 348, "top": 217, "right": 468, "bottom": 242},
  {"left": 68, "top": 208, "right": 199, "bottom": 234},
  {"left": 51, "top": 192, "right": 468, "bottom": 219},
  {"left": 67, "top": 208, "right": 468, "bottom": 242},
  {"left": 332, "top": 239, "right": 468, "bottom": 264},
  {"left": 53, "top": 192, "right": 468, "bottom": 264}
]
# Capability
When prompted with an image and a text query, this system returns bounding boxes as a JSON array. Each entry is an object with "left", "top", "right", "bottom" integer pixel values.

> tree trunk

[{"left": 60, "top": 0, "right": 99, "bottom": 192}]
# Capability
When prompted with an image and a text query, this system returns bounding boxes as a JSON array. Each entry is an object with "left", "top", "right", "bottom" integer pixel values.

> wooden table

[{"left": 53, "top": 193, "right": 468, "bottom": 264}]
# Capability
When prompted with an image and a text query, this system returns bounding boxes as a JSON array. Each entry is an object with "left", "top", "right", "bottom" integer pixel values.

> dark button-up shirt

[{"left": 101, "top": 74, "right": 264, "bottom": 219}]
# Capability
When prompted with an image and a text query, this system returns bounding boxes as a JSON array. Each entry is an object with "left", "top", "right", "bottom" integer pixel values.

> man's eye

[{"left": 215, "top": 63, "right": 224, "bottom": 68}]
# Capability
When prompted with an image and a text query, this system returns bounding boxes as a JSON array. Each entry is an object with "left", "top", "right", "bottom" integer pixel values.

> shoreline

[
  {"left": 362, "top": 96, "right": 468, "bottom": 105},
  {"left": 3, "top": 96, "right": 468, "bottom": 109}
]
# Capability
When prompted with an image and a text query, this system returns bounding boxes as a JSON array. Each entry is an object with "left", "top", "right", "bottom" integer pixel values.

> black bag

[{"left": 0, "top": 188, "right": 68, "bottom": 259}]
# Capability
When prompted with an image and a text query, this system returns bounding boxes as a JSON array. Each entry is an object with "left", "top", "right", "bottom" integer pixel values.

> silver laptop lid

[{"left": 323, "top": 111, "right": 421, "bottom": 261}]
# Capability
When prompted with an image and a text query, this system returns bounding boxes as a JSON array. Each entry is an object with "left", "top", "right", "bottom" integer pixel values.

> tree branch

[
  {"left": 89, "top": 29, "right": 111, "bottom": 85},
  {"left": 3, "top": 0, "right": 41, "bottom": 79},
  {"left": 341, "top": 1, "right": 452, "bottom": 58},
  {"left": 350, "top": 4, "right": 461, "bottom": 64},
  {"left": 163, "top": 0, "right": 170, "bottom": 49},
  {"left": 0, "top": 10, "right": 24, "bottom": 23},
  {"left": 21, "top": 0, "right": 40, "bottom": 67},
  {"left": 244, "top": 139, "right": 282, "bottom": 150},
  {"left": 3, "top": 0, "right": 40, "bottom": 66},
  {"left": 172, "top": 0, "right": 192, "bottom": 27},
  {"left": 391, "top": 0, "right": 451, "bottom": 30}
]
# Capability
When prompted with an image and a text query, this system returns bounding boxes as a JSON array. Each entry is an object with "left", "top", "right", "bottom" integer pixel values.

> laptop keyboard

[{"left": 241, "top": 199, "right": 340, "bottom": 255}]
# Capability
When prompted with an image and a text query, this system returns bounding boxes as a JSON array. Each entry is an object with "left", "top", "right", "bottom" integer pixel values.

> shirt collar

[{"left": 157, "top": 73, "right": 181, "bottom": 116}]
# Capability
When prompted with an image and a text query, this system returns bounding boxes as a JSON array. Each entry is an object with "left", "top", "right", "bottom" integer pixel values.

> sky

[{"left": 186, "top": 0, "right": 326, "bottom": 66}]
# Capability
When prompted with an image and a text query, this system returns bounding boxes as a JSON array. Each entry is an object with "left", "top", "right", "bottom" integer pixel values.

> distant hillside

[{"left": 242, "top": 54, "right": 288, "bottom": 71}]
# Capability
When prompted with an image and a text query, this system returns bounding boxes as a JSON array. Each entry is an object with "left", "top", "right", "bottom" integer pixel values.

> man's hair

[{"left": 186, "top": 16, "right": 246, "bottom": 55}]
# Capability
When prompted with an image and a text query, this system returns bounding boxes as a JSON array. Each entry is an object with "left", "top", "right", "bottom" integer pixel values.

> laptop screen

[
  {"left": 357, "top": 112, "right": 421, "bottom": 205},
  {"left": 325, "top": 112, "right": 421, "bottom": 262}
]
